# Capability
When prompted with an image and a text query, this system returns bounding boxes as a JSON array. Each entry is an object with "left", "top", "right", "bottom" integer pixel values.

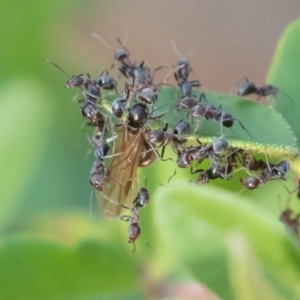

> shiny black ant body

[
  {"left": 79, "top": 82, "right": 103, "bottom": 124},
  {"left": 97, "top": 69, "right": 118, "bottom": 93},
  {"left": 237, "top": 77, "right": 278, "bottom": 99},
  {"left": 144, "top": 120, "right": 190, "bottom": 160},
  {"left": 186, "top": 93, "right": 251, "bottom": 136},
  {"left": 176, "top": 137, "right": 229, "bottom": 168},
  {"left": 240, "top": 160, "right": 290, "bottom": 190},
  {"left": 119, "top": 186, "right": 150, "bottom": 251},
  {"left": 90, "top": 144, "right": 110, "bottom": 191}
]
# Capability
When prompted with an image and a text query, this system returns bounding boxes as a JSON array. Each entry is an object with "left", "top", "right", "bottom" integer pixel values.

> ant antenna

[
  {"left": 170, "top": 36, "right": 206, "bottom": 59},
  {"left": 186, "top": 36, "right": 207, "bottom": 58},
  {"left": 47, "top": 60, "right": 71, "bottom": 78},
  {"left": 92, "top": 33, "right": 114, "bottom": 49}
]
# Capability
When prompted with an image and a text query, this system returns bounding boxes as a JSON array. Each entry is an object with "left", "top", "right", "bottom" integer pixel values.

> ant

[
  {"left": 278, "top": 195, "right": 300, "bottom": 237},
  {"left": 280, "top": 209, "right": 300, "bottom": 236},
  {"left": 92, "top": 34, "right": 136, "bottom": 79},
  {"left": 186, "top": 93, "right": 252, "bottom": 137},
  {"left": 79, "top": 81, "right": 103, "bottom": 125},
  {"left": 144, "top": 120, "right": 190, "bottom": 161},
  {"left": 240, "top": 160, "right": 290, "bottom": 190},
  {"left": 119, "top": 185, "right": 151, "bottom": 252},
  {"left": 236, "top": 76, "right": 278, "bottom": 100},
  {"left": 191, "top": 147, "right": 241, "bottom": 184},
  {"left": 47, "top": 60, "right": 93, "bottom": 89},
  {"left": 90, "top": 144, "right": 110, "bottom": 191},
  {"left": 97, "top": 69, "right": 118, "bottom": 93},
  {"left": 176, "top": 137, "right": 230, "bottom": 169},
  {"left": 170, "top": 37, "right": 206, "bottom": 83}
]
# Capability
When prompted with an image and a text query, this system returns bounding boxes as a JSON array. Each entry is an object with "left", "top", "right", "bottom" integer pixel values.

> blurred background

[{"left": 1, "top": 1, "right": 300, "bottom": 299}]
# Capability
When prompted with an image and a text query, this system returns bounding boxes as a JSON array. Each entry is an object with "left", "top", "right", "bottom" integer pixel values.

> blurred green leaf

[
  {"left": 268, "top": 17, "right": 300, "bottom": 152},
  {"left": 153, "top": 181, "right": 300, "bottom": 300},
  {"left": 0, "top": 78, "right": 54, "bottom": 229},
  {"left": 227, "top": 233, "right": 282, "bottom": 300},
  {"left": 0, "top": 237, "right": 142, "bottom": 300}
]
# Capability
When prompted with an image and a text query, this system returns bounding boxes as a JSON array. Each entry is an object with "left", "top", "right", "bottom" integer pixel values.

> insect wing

[{"left": 102, "top": 125, "right": 144, "bottom": 217}]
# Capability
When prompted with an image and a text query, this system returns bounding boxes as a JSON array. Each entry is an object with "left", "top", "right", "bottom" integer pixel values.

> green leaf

[
  {"left": 268, "top": 17, "right": 300, "bottom": 152},
  {"left": 153, "top": 181, "right": 300, "bottom": 300},
  {"left": 0, "top": 237, "right": 142, "bottom": 300},
  {"left": 0, "top": 78, "right": 54, "bottom": 229},
  {"left": 104, "top": 87, "right": 298, "bottom": 158}
]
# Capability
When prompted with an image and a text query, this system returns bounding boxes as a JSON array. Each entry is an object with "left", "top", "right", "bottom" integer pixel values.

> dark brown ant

[
  {"left": 47, "top": 60, "right": 92, "bottom": 89},
  {"left": 144, "top": 120, "right": 189, "bottom": 160},
  {"left": 119, "top": 186, "right": 151, "bottom": 252},
  {"left": 90, "top": 144, "right": 110, "bottom": 191},
  {"left": 236, "top": 76, "right": 278, "bottom": 99},
  {"left": 192, "top": 163, "right": 228, "bottom": 184},
  {"left": 240, "top": 160, "right": 290, "bottom": 190},
  {"left": 92, "top": 34, "right": 136, "bottom": 79},
  {"left": 278, "top": 195, "right": 300, "bottom": 237},
  {"left": 119, "top": 205, "right": 141, "bottom": 249},
  {"left": 191, "top": 146, "right": 241, "bottom": 184},
  {"left": 240, "top": 152, "right": 268, "bottom": 171},
  {"left": 88, "top": 118, "right": 106, "bottom": 149},
  {"left": 176, "top": 137, "right": 229, "bottom": 168},
  {"left": 280, "top": 209, "right": 300, "bottom": 236},
  {"left": 79, "top": 81, "right": 103, "bottom": 124},
  {"left": 187, "top": 93, "right": 252, "bottom": 137}
]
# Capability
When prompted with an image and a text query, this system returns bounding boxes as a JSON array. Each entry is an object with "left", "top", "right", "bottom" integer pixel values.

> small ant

[
  {"left": 92, "top": 34, "right": 136, "bottom": 79},
  {"left": 119, "top": 186, "right": 151, "bottom": 252},
  {"left": 47, "top": 60, "right": 92, "bottom": 89},
  {"left": 186, "top": 93, "right": 252, "bottom": 137},
  {"left": 176, "top": 137, "right": 230, "bottom": 169},
  {"left": 90, "top": 144, "right": 110, "bottom": 191},
  {"left": 170, "top": 37, "right": 206, "bottom": 83},
  {"left": 280, "top": 209, "right": 300, "bottom": 236},
  {"left": 240, "top": 160, "right": 290, "bottom": 190},
  {"left": 79, "top": 82, "right": 103, "bottom": 124},
  {"left": 278, "top": 195, "right": 300, "bottom": 237},
  {"left": 144, "top": 120, "right": 189, "bottom": 160},
  {"left": 236, "top": 76, "right": 278, "bottom": 99}
]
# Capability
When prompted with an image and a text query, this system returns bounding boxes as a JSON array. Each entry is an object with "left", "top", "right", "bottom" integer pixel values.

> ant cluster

[{"left": 50, "top": 36, "right": 299, "bottom": 249}]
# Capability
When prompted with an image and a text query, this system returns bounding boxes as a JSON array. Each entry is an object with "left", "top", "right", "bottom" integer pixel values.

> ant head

[{"left": 114, "top": 48, "right": 130, "bottom": 62}]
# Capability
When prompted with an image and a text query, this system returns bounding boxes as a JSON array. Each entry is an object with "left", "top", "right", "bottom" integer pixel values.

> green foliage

[{"left": 153, "top": 182, "right": 300, "bottom": 300}]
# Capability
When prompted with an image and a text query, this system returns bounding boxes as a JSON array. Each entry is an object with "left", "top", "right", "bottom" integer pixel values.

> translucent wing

[{"left": 101, "top": 124, "right": 145, "bottom": 217}]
